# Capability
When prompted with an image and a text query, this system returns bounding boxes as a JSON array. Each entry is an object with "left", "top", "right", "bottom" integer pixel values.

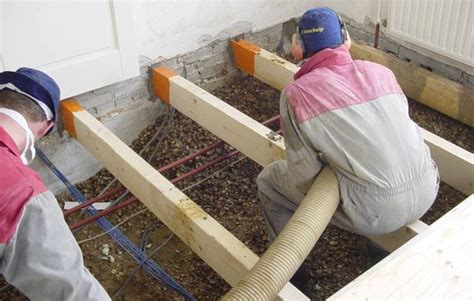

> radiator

[{"left": 387, "top": 0, "right": 473, "bottom": 66}]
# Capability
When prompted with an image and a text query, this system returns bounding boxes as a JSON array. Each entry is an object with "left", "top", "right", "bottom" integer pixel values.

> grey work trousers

[{"left": 257, "top": 160, "right": 439, "bottom": 240}]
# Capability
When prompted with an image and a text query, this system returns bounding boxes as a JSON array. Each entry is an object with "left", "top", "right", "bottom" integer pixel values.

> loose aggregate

[{"left": 0, "top": 75, "right": 470, "bottom": 301}]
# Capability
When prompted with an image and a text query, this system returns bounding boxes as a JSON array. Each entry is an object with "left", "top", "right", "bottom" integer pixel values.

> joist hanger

[{"left": 151, "top": 66, "right": 177, "bottom": 103}]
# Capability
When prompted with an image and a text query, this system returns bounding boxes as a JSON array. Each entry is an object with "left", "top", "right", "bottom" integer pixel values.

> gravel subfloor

[{"left": 1, "top": 75, "right": 470, "bottom": 301}]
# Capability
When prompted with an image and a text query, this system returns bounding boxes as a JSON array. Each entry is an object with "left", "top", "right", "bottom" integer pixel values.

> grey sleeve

[
  {"left": 280, "top": 91, "right": 323, "bottom": 193},
  {"left": 0, "top": 191, "right": 110, "bottom": 301}
]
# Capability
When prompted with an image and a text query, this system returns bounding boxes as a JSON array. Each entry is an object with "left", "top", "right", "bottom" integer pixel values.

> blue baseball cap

[
  {"left": 299, "top": 7, "right": 344, "bottom": 55},
  {"left": 0, "top": 67, "right": 60, "bottom": 128}
]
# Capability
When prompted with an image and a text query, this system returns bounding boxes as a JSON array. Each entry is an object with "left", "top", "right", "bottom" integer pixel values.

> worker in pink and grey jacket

[
  {"left": 257, "top": 7, "right": 439, "bottom": 292},
  {"left": 0, "top": 68, "right": 110, "bottom": 300}
]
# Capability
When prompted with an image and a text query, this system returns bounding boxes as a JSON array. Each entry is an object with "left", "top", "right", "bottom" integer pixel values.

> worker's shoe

[
  {"left": 361, "top": 238, "right": 389, "bottom": 267},
  {"left": 290, "top": 265, "right": 311, "bottom": 297}
]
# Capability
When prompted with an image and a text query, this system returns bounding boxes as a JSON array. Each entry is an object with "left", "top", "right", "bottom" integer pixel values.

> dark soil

[{"left": 1, "top": 75, "right": 470, "bottom": 301}]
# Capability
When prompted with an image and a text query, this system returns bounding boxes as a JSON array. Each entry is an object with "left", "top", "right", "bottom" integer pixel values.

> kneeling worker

[
  {"left": 257, "top": 7, "right": 439, "bottom": 293},
  {"left": 0, "top": 68, "right": 110, "bottom": 300}
]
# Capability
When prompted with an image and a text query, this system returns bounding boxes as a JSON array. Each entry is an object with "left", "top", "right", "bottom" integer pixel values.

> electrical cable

[
  {"left": 76, "top": 208, "right": 148, "bottom": 245},
  {"left": 36, "top": 148, "right": 195, "bottom": 301},
  {"left": 97, "top": 106, "right": 170, "bottom": 196},
  {"left": 39, "top": 144, "right": 247, "bottom": 299},
  {"left": 111, "top": 233, "right": 175, "bottom": 300},
  {"left": 75, "top": 154, "right": 246, "bottom": 244},
  {"left": 109, "top": 155, "right": 248, "bottom": 299},
  {"left": 140, "top": 220, "right": 159, "bottom": 251},
  {"left": 146, "top": 107, "right": 175, "bottom": 162}
]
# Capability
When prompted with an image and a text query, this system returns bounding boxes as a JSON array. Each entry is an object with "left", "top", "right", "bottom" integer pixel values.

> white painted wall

[{"left": 133, "top": 0, "right": 378, "bottom": 60}]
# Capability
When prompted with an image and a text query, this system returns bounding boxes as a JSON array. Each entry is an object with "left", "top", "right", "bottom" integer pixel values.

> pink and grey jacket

[
  {"left": 281, "top": 46, "right": 439, "bottom": 235},
  {"left": 0, "top": 127, "right": 110, "bottom": 300}
]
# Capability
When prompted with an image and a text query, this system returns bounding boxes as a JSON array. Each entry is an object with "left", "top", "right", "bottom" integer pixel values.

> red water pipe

[
  {"left": 64, "top": 140, "right": 226, "bottom": 216},
  {"left": 70, "top": 197, "right": 138, "bottom": 230},
  {"left": 374, "top": 23, "right": 380, "bottom": 48},
  {"left": 69, "top": 129, "right": 285, "bottom": 229},
  {"left": 64, "top": 186, "right": 123, "bottom": 217},
  {"left": 69, "top": 149, "right": 240, "bottom": 230},
  {"left": 64, "top": 115, "right": 281, "bottom": 217}
]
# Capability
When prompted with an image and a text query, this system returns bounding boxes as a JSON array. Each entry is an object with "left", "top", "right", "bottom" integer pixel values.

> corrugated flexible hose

[{"left": 223, "top": 167, "right": 340, "bottom": 300}]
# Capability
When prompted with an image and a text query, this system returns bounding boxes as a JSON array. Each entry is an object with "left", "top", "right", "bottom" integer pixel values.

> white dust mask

[{"left": 0, "top": 108, "right": 36, "bottom": 165}]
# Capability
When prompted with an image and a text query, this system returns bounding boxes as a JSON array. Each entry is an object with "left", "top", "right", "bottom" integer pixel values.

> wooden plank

[
  {"left": 60, "top": 99, "right": 307, "bottom": 301},
  {"left": 422, "top": 128, "right": 474, "bottom": 195},
  {"left": 152, "top": 67, "right": 286, "bottom": 167},
  {"left": 329, "top": 194, "right": 474, "bottom": 300},
  {"left": 367, "top": 220, "right": 429, "bottom": 253},
  {"left": 254, "top": 50, "right": 298, "bottom": 91},
  {"left": 350, "top": 41, "right": 474, "bottom": 127}
]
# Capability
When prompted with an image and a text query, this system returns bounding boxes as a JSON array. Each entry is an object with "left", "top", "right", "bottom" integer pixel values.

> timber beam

[
  {"left": 350, "top": 42, "right": 474, "bottom": 127},
  {"left": 151, "top": 66, "right": 286, "bottom": 167},
  {"left": 60, "top": 99, "right": 307, "bottom": 301}
]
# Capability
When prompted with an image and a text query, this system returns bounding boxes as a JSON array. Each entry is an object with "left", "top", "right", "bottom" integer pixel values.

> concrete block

[
  {"left": 426, "top": 58, "right": 463, "bottom": 82},
  {"left": 461, "top": 72, "right": 474, "bottom": 88},
  {"left": 152, "top": 58, "right": 184, "bottom": 78},
  {"left": 160, "top": 58, "right": 184, "bottom": 73},
  {"left": 197, "top": 60, "right": 226, "bottom": 79},
  {"left": 247, "top": 36, "right": 270, "bottom": 48},
  {"left": 211, "top": 40, "right": 229, "bottom": 54},
  {"left": 114, "top": 95, "right": 131, "bottom": 110},
  {"left": 379, "top": 38, "right": 400, "bottom": 55},
  {"left": 347, "top": 27, "right": 373, "bottom": 44},
  {"left": 115, "top": 78, "right": 147, "bottom": 100},
  {"left": 205, "top": 53, "right": 226, "bottom": 64},
  {"left": 201, "top": 74, "right": 235, "bottom": 91},
  {"left": 182, "top": 47, "right": 213, "bottom": 64},
  {"left": 198, "top": 54, "right": 225, "bottom": 71},
  {"left": 114, "top": 88, "right": 147, "bottom": 109},
  {"left": 184, "top": 63, "right": 201, "bottom": 82},
  {"left": 75, "top": 90, "right": 114, "bottom": 112},
  {"left": 92, "top": 100, "right": 116, "bottom": 117},
  {"left": 399, "top": 47, "right": 430, "bottom": 66}
]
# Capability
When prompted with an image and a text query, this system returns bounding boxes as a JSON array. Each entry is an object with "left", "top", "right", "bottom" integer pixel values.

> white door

[{"left": 0, "top": 0, "right": 139, "bottom": 99}]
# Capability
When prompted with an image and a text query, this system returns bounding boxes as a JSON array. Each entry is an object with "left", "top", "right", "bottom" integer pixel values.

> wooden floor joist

[
  {"left": 60, "top": 99, "right": 307, "bottom": 301},
  {"left": 152, "top": 66, "right": 286, "bottom": 167},
  {"left": 350, "top": 42, "right": 474, "bottom": 127},
  {"left": 329, "top": 194, "right": 473, "bottom": 300},
  {"left": 422, "top": 129, "right": 474, "bottom": 195}
]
